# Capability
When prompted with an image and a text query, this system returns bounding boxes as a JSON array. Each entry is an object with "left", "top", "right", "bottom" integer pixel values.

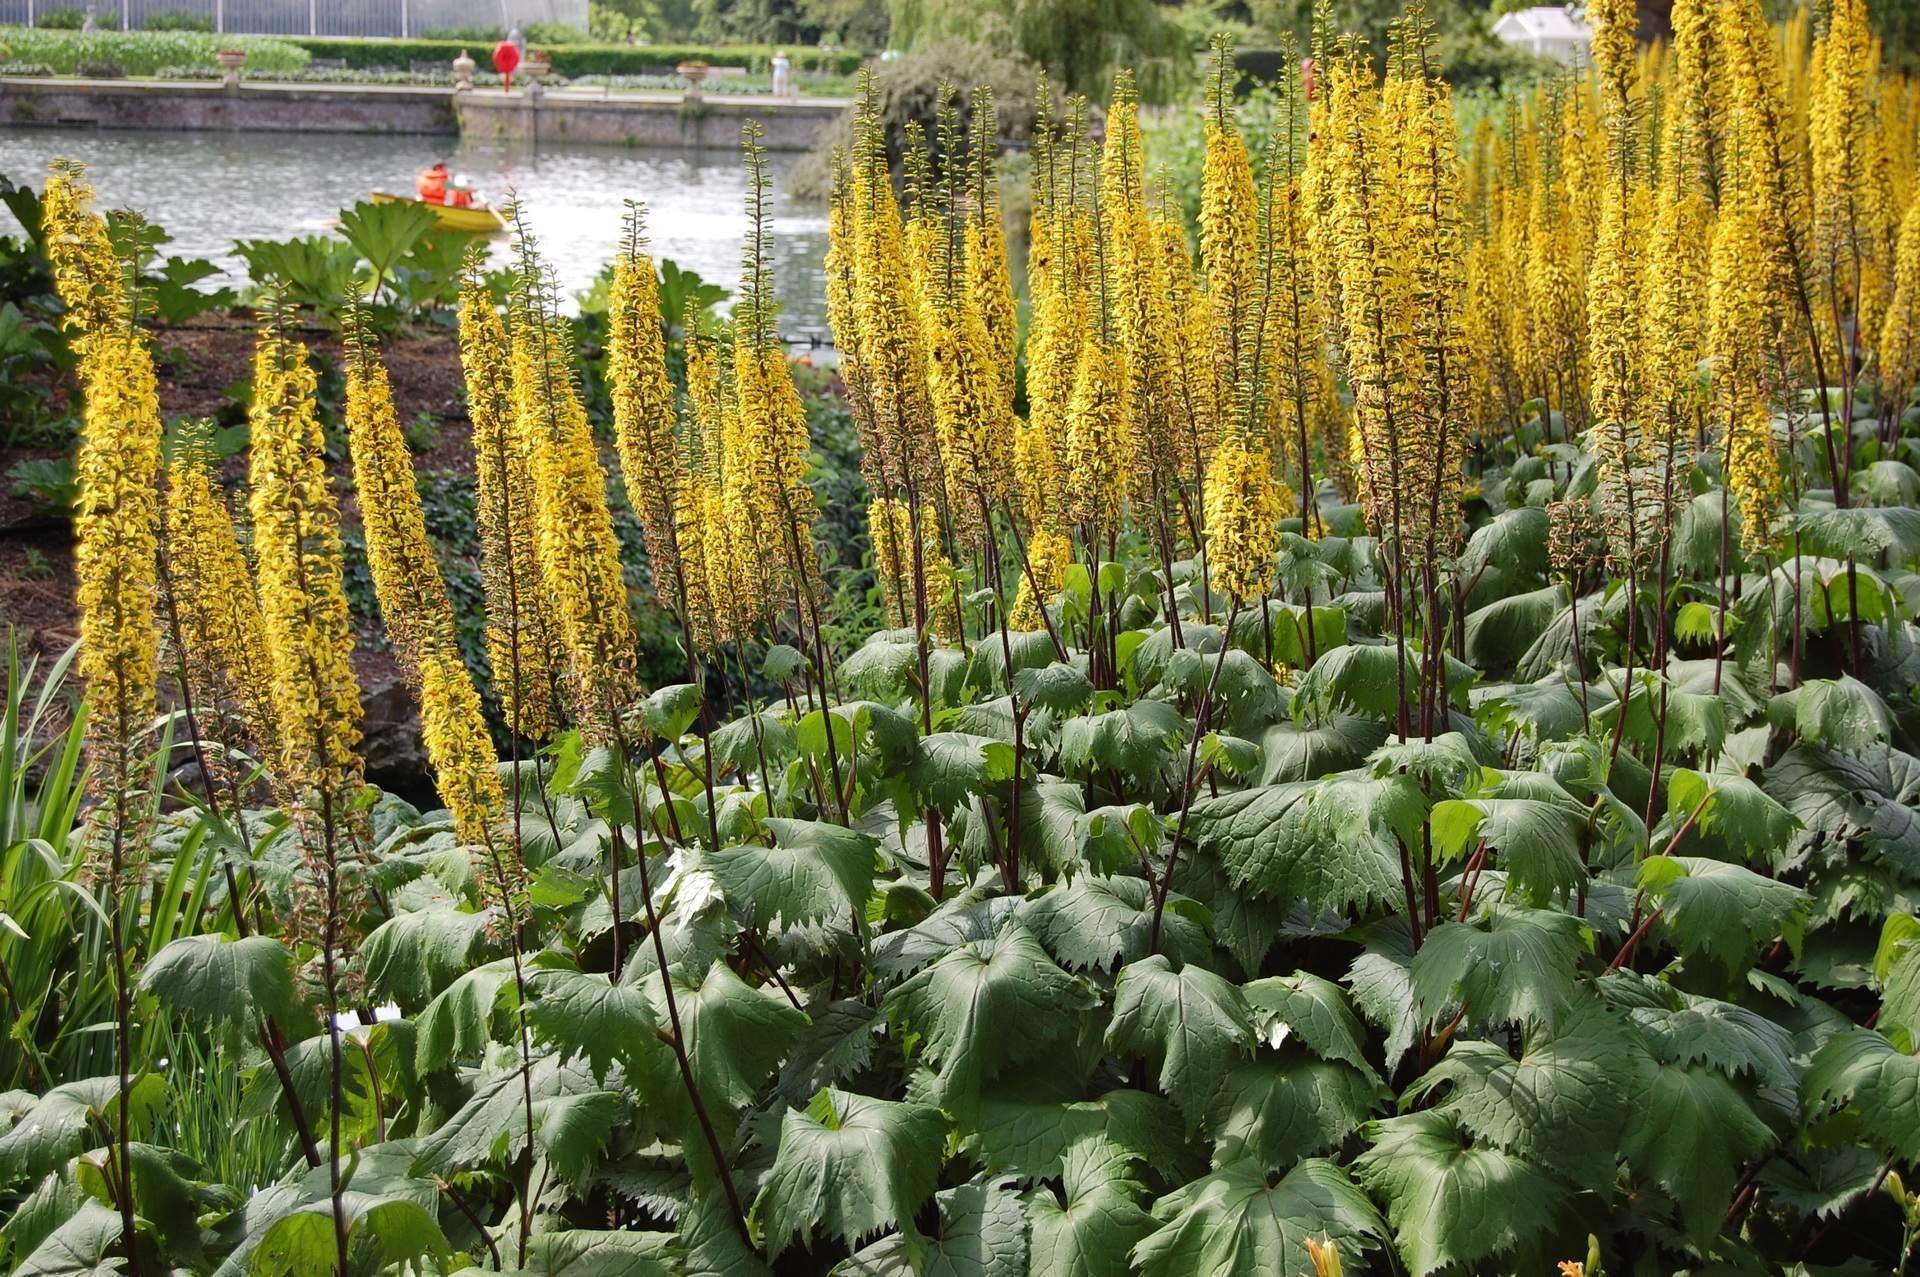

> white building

[{"left": 1491, "top": 6, "right": 1595, "bottom": 65}]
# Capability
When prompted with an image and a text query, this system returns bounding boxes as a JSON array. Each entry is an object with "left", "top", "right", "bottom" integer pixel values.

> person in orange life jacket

[{"left": 416, "top": 163, "right": 450, "bottom": 203}]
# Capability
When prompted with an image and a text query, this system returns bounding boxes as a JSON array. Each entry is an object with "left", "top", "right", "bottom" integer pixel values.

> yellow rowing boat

[{"left": 369, "top": 191, "right": 508, "bottom": 234}]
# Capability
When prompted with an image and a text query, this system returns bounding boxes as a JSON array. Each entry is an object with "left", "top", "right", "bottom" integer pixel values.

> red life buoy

[{"left": 492, "top": 40, "right": 520, "bottom": 91}]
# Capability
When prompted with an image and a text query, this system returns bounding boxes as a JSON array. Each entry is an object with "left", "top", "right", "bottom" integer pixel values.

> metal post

[
  {"left": 215, "top": 0, "right": 222, "bottom": 34},
  {"left": 400, "top": 0, "right": 409, "bottom": 39},
  {"left": 120, "top": 0, "right": 127, "bottom": 30},
  {"left": 309, "top": 0, "right": 316, "bottom": 35}
]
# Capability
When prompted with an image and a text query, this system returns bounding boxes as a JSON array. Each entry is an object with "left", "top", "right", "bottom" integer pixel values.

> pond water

[{"left": 0, "top": 127, "right": 832, "bottom": 338}]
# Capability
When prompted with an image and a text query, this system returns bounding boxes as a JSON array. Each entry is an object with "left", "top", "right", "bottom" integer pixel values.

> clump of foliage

[
  {"left": 0, "top": 24, "right": 311, "bottom": 75},
  {"left": 15, "top": 3, "right": 1920, "bottom": 1276}
]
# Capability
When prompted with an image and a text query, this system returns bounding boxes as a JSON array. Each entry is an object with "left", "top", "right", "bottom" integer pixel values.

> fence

[{"left": 0, "top": 0, "right": 588, "bottom": 37}]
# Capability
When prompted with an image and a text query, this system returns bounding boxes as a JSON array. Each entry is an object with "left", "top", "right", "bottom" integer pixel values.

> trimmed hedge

[
  {"left": 287, "top": 36, "right": 864, "bottom": 78},
  {"left": 0, "top": 25, "right": 311, "bottom": 75}
]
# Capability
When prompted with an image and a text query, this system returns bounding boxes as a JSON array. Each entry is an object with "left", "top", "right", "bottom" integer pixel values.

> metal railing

[{"left": 0, "top": 0, "right": 587, "bottom": 38}]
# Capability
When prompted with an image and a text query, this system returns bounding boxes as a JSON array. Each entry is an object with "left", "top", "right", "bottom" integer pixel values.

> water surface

[{"left": 0, "top": 127, "right": 830, "bottom": 335}]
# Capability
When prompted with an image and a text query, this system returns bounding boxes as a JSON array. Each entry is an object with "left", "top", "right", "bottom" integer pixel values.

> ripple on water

[{"left": 0, "top": 126, "right": 831, "bottom": 334}]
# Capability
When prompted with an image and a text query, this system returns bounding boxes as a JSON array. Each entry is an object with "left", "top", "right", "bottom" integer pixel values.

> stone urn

[
  {"left": 523, "top": 48, "right": 551, "bottom": 96},
  {"left": 677, "top": 59, "right": 710, "bottom": 102},
  {"left": 216, "top": 47, "right": 247, "bottom": 90},
  {"left": 451, "top": 48, "right": 476, "bottom": 92}
]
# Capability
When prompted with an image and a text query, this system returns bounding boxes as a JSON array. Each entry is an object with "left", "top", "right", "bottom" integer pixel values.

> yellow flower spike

[
  {"left": 163, "top": 429, "right": 277, "bottom": 761},
  {"left": 1064, "top": 340, "right": 1131, "bottom": 528},
  {"left": 249, "top": 311, "right": 365, "bottom": 804},
  {"left": 343, "top": 308, "right": 503, "bottom": 850},
  {"left": 509, "top": 240, "right": 641, "bottom": 739},
  {"left": 1204, "top": 433, "right": 1289, "bottom": 603},
  {"left": 1879, "top": 197, "right": 1920, "bottom": 414},
  {"left": 1009, "top": 527, "right": 1074, "bottom": 633},
  {"left": 1201, "top": 35, "right": 1259, "bottom": 451},
  {"left": 45, "top": 163, "right": 163, "bottom": 860},
  {"left": 456, "top": 256, "right": 563, "bottom": 742}
]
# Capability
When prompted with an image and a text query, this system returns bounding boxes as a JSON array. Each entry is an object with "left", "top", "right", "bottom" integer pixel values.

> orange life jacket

[{"left": 416, "top": 167, "right": 449, "bottom": 202}]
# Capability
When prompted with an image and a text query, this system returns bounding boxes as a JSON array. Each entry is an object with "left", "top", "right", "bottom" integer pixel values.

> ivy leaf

[
  {"left": 1025, "top": 1138, "right": 1155, "bottom": 1277},
  {"left": 0, "top": 1076, "right": 165, "bottom": 1184},
  {"left": 750, "top": 1087, "right": 946, "bottom": 1256},
  {"left": 1131, "top": 1157, "right": 1387, "bottom": 1277},
  {"left": 1802, "top": 1027, "right": 1920, "bottom": 1163},
  {"left": 527, "top": 963, "right": 662, "bottom": 1084},
  {"left": 1620, "top": 1060, "right": 1776, "bottom": 1243},
  {"left": 137, "top": 934, "right": 299, "bottom": 1029},
  {"left": 1409, "top": 906, "right": 1585, "bottom": 1030},
  {"left": 1353, "top": 1111, "right": 1563, "bottom": 1277},
  {"left": 1429, "top": 796, "right": 1586, "bottom": 905},
  {"left": 646, "top": 960, "right": 809, "bottom": 1119},
  {"left": 1021, "top": 875, "right": 1209, "bottom": 972},
  {"left": 1637, "top": 855, "right": 1810, "bottom": 969},
  {"left": 707, "top": 818, "right": 877, "bottom": 933},
  {"left": 1403, "top": 1001, "right": 1648, "bottom": 1191},
  {"left": 1107, "top": 955, "right": 1256, "bottom": 1125},
  {"left": 1208, "top": 1055, "right": 1387, "bottom": 1169},
  {"left": 883, "top": 918, "right": 1094, "bottom": 1113},
  {"left": 359, "top": 906, "right": 498, "bottom": 1011}
]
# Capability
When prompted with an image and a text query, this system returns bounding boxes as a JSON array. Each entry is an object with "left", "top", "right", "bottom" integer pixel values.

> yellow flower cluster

[
  {"left": 44, "top": 163, "right": 162, "bottom": 839},
  {"left": 248, "top": 314, "right": 364, "bottom": 802},
  {"left": 456, "top": 256, "right": 563, "bottom": 741},
  {"left": 344, "top": 312, "right": 503, "bottom": 848},
  {"left": 163, "top": 427, "right": 276, "bottom": 759}
]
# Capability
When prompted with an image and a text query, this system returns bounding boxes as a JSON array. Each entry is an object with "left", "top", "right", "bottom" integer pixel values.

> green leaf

[
  {"left": 534, "top": 1088, "right": 629, "bottom": 1179},
  {"left": 11, "top": 1200, "right": 122, "bottom": 1277},
  {"left": 647, "top": 960, "right": 809, "bottom": 1119},
  {"left": 1619, "top": 1059, "right": 1775, "bottom": 1242},
  {"left": 883, "top": 918, "right": 1095, "bottom": 1112},
  {"left": 137, "top": 934, "right": 299, "bottom": 1029},
  {"left": 1132, "top": 1157, "right": 1387, "bottom": 1277},
  {"left": 750, "top": 1087, "right": 946, "bottom": 1255},
  {"left": 1293, "top": 643, "right": 1419, "bottom": 723},
  {"left": 1404, "top": 1001, "right": 1647, "bottom": 1191},
  {"left": 1465, "top": 585, "right": 1567, "bottom": 672},
  {"left": 1058, "top": 701, "right": 1189, "bottom": 777},
  {"left": 1208, "top": 1055, "right": 1387, "bottom": 1169},
  {"left": 1025, "top": 1138, "right": 1155, "bottom": 1277},
  {"left": 712, "top": 710, "right": 794, "bottom": 779},
  {"left": 413, "top": 1059, "right": 612, "bottom": 1174},
  {"left": 838, "top": 1177, "right": 1029, "bottom": 1276},
  {"left": 527, "top": 963, "right": 662, "bottom": 1083},
  {"left": 970, "top": 1090, "right": 1195, "bottom": 1183},
  {"left": 1410, "top": 906, "right": 1585, "bottom": 1030},
  {"left": 1257, "top": 714, "right": 1388, "bottom": 783},
  {"left": 1802, "top": 1027, "right": 1920, "bottom": 1163},
  {"left": 251, "top": 1192, "right": 448, "bottom": 1277},
  {"left": 1768, "top": 675, "right": 1893, "bottom": 750},
  {"left": 360, "top": 906, "right": 499, "bottom": 1011},
  {"left": 1015, "top": 662, "right": 1096, "bottom": 716},
  {"left": 216, "top": 1142, "right": 440, "bottom": 1277},
  {"left": 1192, "top": 778, "right": 1411, "bottom": 917},
  {"left": 1353, "top": 1111, "right": 1563, "bottom": 1277},
  {"left": 1429, "top": 796, "right": 1586, "bottom": 905},
  {"left": 1665, "top": 768, "right": 1800, "bottom": 857},
  {"left": 0, "top": 1076, "right": 165, "bottom": 1184},
  {"left": 415, "top": 957, "right": 517, "bottom": 1074},
  {"left": 641, "top": 683, "right": 705, "bottom": 740},
  {"left": 1240, "top": 972, "right": 1378, "bottom": 1079},
  {"left": 1107, "top": 954, "right": 1256, "bottom": 1125},
  {"left": 708, "top": 818, "right": 877, "bottom": 932},
  {"left": 1637, "top": 855, "right": 1810, "bottom": 969},
  {"left": 911, "top": 733, "right": 1018, "bottom": 816},
  {"left": 521, "top": 1229, "right": 679, "bottom": 1277},
  {"left": 1021, "top": 875, "right": 1209, "bottom": 972}
]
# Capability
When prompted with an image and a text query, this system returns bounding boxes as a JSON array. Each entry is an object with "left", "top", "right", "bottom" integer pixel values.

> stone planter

[
  {"left": 677, "top": 60, "right": 710, "bottom": 102},
  {"left": 523, "top": 49, "right": 552, "bottom": 95},
  {"left": 452, "top": 48, "right": 476, "bottom": 93},
  {"left": 216, "top": 48, "right": 246, "bottom": 90}
]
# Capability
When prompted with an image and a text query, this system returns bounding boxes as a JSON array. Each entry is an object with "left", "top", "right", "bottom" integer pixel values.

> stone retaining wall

[{"left": 0, "top": 78, "right": 845, "bottom": 151}]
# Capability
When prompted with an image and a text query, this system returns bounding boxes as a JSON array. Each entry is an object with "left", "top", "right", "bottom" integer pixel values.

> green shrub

[
  {"left": 141, "top": 10, "right": 215, "bottom": 32},
  {"left": 0, "top": 25, "right": 311, "bottom": 75},
  {"left": 285, "top": 35, "right": 865, "bottom": 77}
]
